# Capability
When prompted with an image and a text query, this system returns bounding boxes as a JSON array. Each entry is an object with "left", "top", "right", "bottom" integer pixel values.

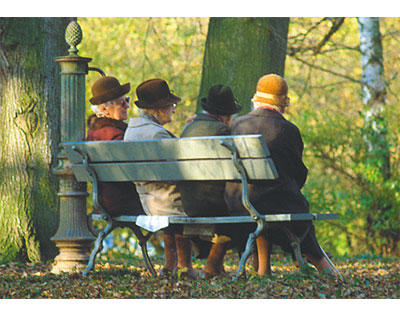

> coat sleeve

[
  {"left": 285, "top": 124, "right": 308, "bottom": 188},
  {"left": 151, "top": 128, "right": 176, "bottom": 139}
]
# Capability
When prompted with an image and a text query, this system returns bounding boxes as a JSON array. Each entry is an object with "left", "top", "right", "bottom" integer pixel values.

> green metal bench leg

[
  {"left": 138, "top": 235, "right": 156, "bottom": 276},
  {"left": 233, "top": 219, "right": 264, "bottom": 280},
  {"left": 220, "top": 140, "right": 266, "bottom": 280},
  {"left": 83, "top": 220, "right": 114, "bottom": 276},
  {"left": 291, "top": 238, "right": 305, "bottom": 269},
  {"left": 281, "top": 226, "right": 305, "bottom": 269},
  {"left": 318, "top": 244, "right": 344, "bottom": 280},
  {"left": 125, "top": 223, "right": 156, "bottom": 276},
  {"left": 234, "top": 232, "right": 256, "bottom": 279}
]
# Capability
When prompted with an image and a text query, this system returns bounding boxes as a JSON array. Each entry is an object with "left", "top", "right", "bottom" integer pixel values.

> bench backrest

[{"left": 62, "top": 135, "right": 278, "bottom": 182}]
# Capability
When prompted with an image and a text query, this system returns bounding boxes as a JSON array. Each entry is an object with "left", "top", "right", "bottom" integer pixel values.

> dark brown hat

[
  {"left": 201, "top": 84, "right": 241, "bottom": 115},
  {"left": 135, "top": 78, "right": 181, "bottom": 109},
  {"left": 90, "top": 76, "right": 130, "bottom": 105}
]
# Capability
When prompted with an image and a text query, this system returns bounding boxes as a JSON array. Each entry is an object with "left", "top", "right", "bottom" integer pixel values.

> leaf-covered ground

[{"left": 0, "top": 253, "right": 398, "bottom": 299}]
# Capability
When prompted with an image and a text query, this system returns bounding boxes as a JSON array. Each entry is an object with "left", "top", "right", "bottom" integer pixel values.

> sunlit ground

[{"left": 0, "top": 250, "right": 398, "bottom": 299}]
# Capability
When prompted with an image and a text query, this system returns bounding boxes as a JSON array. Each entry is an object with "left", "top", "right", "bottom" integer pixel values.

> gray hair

[{"left": 90, "top": 100, "right": 117, "bottom": 117}]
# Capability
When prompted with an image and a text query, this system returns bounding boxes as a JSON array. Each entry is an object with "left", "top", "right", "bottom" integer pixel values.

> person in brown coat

[
  {"left": 87, "top": 76, "right": 144, "bottom": 217},
  {"left": 225, "top": 74, "right": 341, "bottom": 277}
]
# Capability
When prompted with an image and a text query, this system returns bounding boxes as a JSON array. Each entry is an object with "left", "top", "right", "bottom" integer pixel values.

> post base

[{"left": 51, "top": 238, "right": 94, "bottom": 274}]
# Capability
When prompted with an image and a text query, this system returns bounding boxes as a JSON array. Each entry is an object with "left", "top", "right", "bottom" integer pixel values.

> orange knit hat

[{"left": 252, "top": 74, "right": 288, "bottom": 106}]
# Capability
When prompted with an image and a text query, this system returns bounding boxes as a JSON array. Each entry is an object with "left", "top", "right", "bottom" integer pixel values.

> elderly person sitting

[
  {"left": 87, "top": 76, "right": 144, "bottom": 217},
  {"left": 225, "top": 74, "right": 341, "bottom": 277},
  {"left": 179, "top": 84, "right": 244, "bottom": 276},
  {"left": 124, "top": 79, "right": 198, "bottom": 278}
]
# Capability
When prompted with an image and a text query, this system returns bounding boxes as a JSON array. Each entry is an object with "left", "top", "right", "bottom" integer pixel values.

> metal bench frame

[{"left": 67, "top": 138, "right": 340, "bottom": 278}]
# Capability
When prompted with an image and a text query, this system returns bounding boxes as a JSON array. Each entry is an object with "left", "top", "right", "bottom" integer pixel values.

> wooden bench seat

[{"left": 63, "top": 135, "right": 339, "bottom": 278}]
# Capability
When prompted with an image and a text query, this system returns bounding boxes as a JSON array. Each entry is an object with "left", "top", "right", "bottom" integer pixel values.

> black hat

[
  {"left": 135, "top": 78, "right": 181, "bottom": 109},
  {"left": 201, "top": 84, "right": 241, "bottom": 115}
]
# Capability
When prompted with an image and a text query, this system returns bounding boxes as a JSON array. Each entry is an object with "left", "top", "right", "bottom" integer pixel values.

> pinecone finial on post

[{"left": 65, "top": 20, "right": 83, "bottom": 56}]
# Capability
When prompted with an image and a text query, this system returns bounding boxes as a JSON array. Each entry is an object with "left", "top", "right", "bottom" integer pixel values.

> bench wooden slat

[
  {"left": 63, "top": 135, "right": 271, "bottom": 164},
  {"left": 71, "top": 157, "right": 277, "bottom": 182}
]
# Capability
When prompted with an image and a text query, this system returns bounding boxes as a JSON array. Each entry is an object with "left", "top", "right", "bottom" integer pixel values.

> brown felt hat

[
  {"left": 200, "top": 84, "right": 241, "bottom": 115},
  {"left": 89, "top": 76, "right": 130, "bottom": 105},
  {"left": 134, "top": 78, "right": 181, "bottom": 109}
]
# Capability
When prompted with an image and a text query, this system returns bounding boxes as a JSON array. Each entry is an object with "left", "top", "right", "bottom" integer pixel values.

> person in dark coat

[
  {"left": 87, "top": 76, "right": 144, "bottom": 217},
  {"left": 179, "top": 84, "right": 244, "bottom": 276},
  {"left": 180, "top": 85, "right": 241, "bottom": 216},
  {"left": 225, "top": 74, "right": 340, "bottom": 277}
]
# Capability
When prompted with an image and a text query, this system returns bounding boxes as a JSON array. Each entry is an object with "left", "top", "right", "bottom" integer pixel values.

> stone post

[{"left": 51, "top": 21, "right": 95, "bottom": 273}]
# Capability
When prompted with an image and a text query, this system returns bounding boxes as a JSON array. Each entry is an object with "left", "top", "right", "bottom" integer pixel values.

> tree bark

[
  {"left": 198, "top": 17, "right": 289, "bottom": 114},
  {"left": 0, "top": 17, "right": 72, "bottom": 262},
  {"left": 358, "top": 17, "right": 389, "bottom": 173}
]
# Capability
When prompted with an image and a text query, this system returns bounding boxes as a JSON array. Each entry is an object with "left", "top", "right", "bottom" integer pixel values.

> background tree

[
  {"left": 287, "top": 17, "right": 399, "bottom": 255},
  {"left": 198, "top": 17, "right": 289, "bottom": 114},
  {"left": 0, "top": 17, "right": 72, "bottom": 262},
  {"left": 1, "top": 17, "right": 397, "bottom": 264},
  {"left": 77, "top": 17, "right": 399, "bottom": 257},
  {"left": 357, "top": 17, "right": 398, "bottom": 254}
]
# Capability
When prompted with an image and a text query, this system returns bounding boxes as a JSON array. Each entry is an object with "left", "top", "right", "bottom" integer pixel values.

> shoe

[
  {"left": 177, "top": 268, "right": 202, "bottom": 280},
  {"left": 159, "top": 266, "right": 176, "bottom": 277}
]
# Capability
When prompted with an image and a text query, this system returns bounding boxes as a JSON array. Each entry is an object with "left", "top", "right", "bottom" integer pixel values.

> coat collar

[
  {"left": 127, "top": 115, "right": 166, "bottom": 131},
  {"left": 87, "top": 114, "right": 127, "bottom": 131},
  {"left": 249, "top": 108, "right": 285, "bottom": 119},
  {"left": 194, "top": 112, "right": 224, "bottom": 123},
  {"left": 126, "top": 115, "right": 176, "bottom": 138}
]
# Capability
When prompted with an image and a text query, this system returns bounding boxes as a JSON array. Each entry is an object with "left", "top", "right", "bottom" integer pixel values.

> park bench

[{"left": 62, "top": 135, "right": 340, "bottom": 278}]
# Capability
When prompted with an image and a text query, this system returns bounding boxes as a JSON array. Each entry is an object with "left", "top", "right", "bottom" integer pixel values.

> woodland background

[
  {"left": 79, "top": 17, "right": 399, "bottom": 257},
  {"left": 0, "top": 15, "right": 398, "bottom": 301},
  {"left": 0, "top": 17, "right": 400, "bottom": 262}
]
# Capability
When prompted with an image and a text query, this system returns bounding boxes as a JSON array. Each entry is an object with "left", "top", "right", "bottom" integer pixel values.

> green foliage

[
  {"left": 79, "top": 17, "right": 208, "bottom": 135},
  {"left": 287, "top": 17, "right": 400, "bottom": 256},
  {"left": 77, "top": 17, "right": 399, "bottom": 257}
]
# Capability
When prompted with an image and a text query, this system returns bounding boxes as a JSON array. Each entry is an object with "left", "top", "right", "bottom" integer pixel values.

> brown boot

[
  {"left": 175, "top": 234, "right": 198, "bottom": 279},
  {"left": 305, "top": 253, "right": 342, "bottom": 278},
  {"left": 256, "top": 235, "right": 272, "bottom": 275},
  {"left": 204, "top": 241, "right": 230, "bottom": 277},
  {"left": 159, "top": 231, "right": 177, "bottom": 275}
]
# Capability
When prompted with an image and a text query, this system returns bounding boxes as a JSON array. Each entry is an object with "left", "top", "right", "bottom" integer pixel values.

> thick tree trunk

[
  {"left": 0, "top": 17, "right": 72, "bottom": 262},
  {"left": 198, "top": 17, "right": 289, "bottom": 114}
]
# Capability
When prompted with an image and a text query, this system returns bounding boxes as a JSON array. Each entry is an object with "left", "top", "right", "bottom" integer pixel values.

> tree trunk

[
  {"left": 358, "top": 17, "right": 397, "bottom": 254},
  {"left": 198, "top": 17, "right": 289, "bottom": 114},
  {"left": 0, "top": 17, "right": 72, "bottom": 262},
  {"left": 358, "top": 17, "right": 389, "bottom": 175}
]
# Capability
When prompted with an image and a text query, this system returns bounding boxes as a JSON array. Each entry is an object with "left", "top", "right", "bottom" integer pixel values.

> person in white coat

[{"left": 124, "top": 78, "right": 198, "bottom": 278}]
